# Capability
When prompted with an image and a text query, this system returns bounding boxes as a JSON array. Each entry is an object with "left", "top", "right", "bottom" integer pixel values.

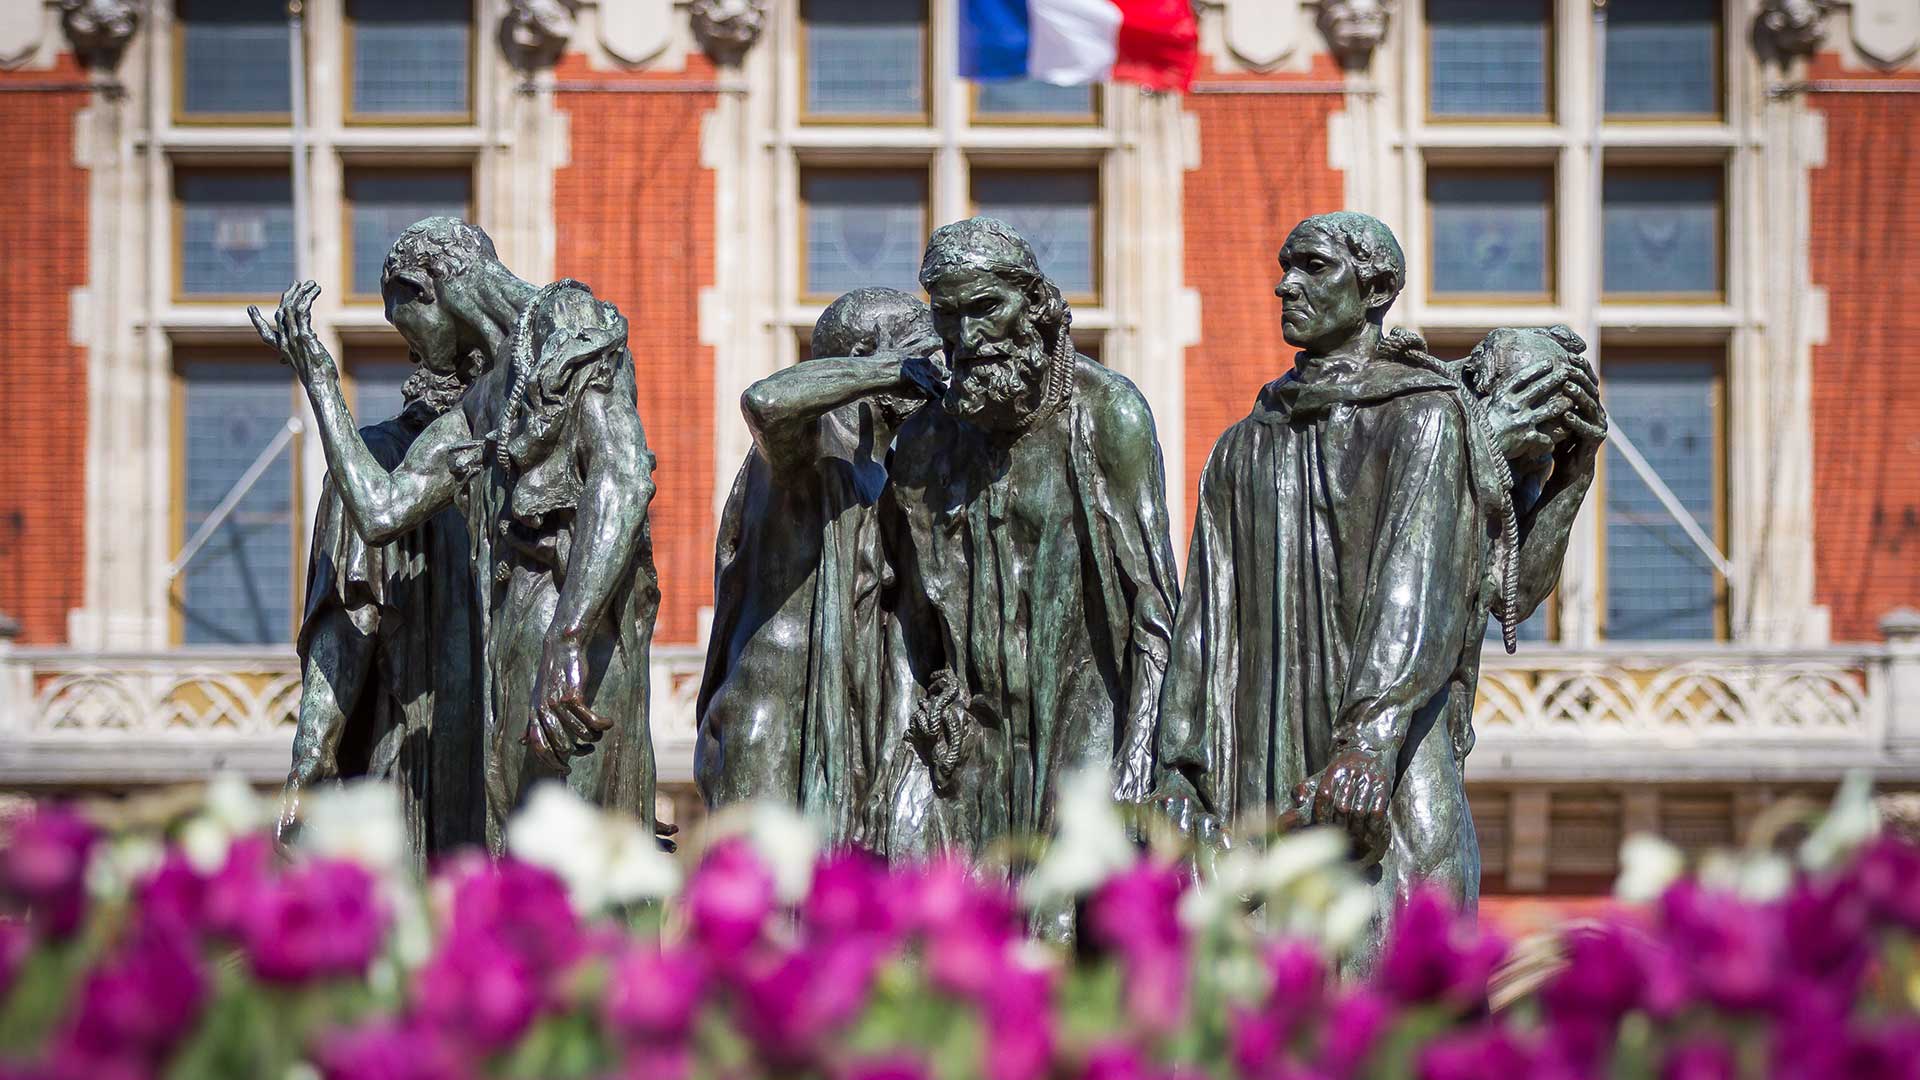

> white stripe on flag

[{"left": 1027, "top": 0, "right": 1121, "bottom": 85}]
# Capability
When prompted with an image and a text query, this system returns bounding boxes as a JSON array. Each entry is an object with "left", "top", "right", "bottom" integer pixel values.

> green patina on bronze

[
  {"left": 1152, "top": 211, "right": 1604, "bottom": 963},
  {"left": 254, "top": 217, "right": 667, "bottom": 857}
]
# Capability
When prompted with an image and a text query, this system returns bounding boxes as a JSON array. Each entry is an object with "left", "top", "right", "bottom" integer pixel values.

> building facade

[{"left": 2, "top": 0, "right": 1919, "bottom": 896}]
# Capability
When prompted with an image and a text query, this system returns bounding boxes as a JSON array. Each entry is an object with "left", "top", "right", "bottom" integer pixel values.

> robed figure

[
  {"left": 280, "top": 365, "right": 484, "bottom": 865},
  {"left": 1154, "top": 213, "right": 1605, "bottom": 959},
  {"left": 256, "top": 218, "right": 666, "bottom": 853},
  {"left": 867, "top": 218, "right": 1180, "bottom": 885},
  {"left": 696, "top": 288, "right": 943, "bottom": 842}
]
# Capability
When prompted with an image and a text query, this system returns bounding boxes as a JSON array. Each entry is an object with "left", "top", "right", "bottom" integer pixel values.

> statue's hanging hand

[
  {"left": 524, "top": 634, "right": 613, "bottom": 774},
  {"left": 249, "top": 281, "right": 339, "bottom": 388},
  {"left": 1293, "top": 747, "right": 1394, "bottom": 863}
]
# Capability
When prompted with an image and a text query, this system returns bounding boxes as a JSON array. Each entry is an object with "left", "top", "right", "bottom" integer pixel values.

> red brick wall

[
  {"left": 1805, "top": 56, "right": 1920, "bottom": 642},
  {"left": 1179, "top": 55, "right": 1347, "bottom": 508},
  {"left": 0, "top": 55, "right": 90, "bottom": 645},
  {"left": 553, "top": 54, "right": 718, "bottom": 646}
]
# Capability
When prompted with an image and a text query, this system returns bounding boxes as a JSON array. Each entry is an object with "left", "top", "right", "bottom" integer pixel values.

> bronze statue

[
  {"left": 1152, "top": 212, "right": 1604, "bottom": 960},
  {"left": 275, "top": 234, "right": 485, "bottom": 863},
  {"left": 252, "top": 218, "right": 666, "bottom": 853},
  {"left": 695, "top": 288, "right": 945, "bottom": 842},
  {"left": 863, "top": 218, "right": 1180, "bottom": 915}
]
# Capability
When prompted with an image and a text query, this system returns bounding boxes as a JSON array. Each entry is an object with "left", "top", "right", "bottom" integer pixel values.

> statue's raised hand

[
  {"left": 523, "top": 634, "right": 612, "bottom": 775},
  {"left": 248, "top": 281, "right": 338, "bottom": 387}
]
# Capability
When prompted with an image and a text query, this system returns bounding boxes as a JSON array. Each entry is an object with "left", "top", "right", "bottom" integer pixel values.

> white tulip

[
  {"left": 1615, "top": 833, "right": 1686, "bottom": 903},
  {"left": 1799, "top": 769, "right": 1881, "bottom": 873},
  {"left": 298, "top": 781, "right": 407, "bottom": 878},
  {"left": 1021, "top": 765, "right": 1135, "bottom": 907},
  {"left": 180, "top": 772, "right": 272, "bottom": 873},
  {"left": 746, "top": 802, "right": 820, "bottom": 904},
  {"left": 507, "top": 782, "right": 680, "bottom": 915}
]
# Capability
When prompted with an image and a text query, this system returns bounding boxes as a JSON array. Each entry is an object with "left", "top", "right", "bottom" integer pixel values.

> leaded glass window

[
  {"left": 801, "top": 169, "right": 929, "bottom": 298},
  {"left": 1605, "top": 0, "right": 1719, "bottom": 116},
  {"left": 178, "top": 171, "right": 296, "bottom": 298},
  {"left": 1602, "top": 357, "right": 1723, "bottom": 640},
  {"left": 1429, "top": 170, "right": 1554, "bottom": 298},
  {"left": 178, "top": 0, "right": 291, "bottom": 119},
  {"left": 347, "top": 0, "right": 472, "bottom": 120},
  {"left": 803, "top": 0, "right": 927, "bottom": 120},
  {"left": 178, "top": 362, "right": 298, "bottom": 645},
  {"left": 345, "top": 170, "right": 472, "bottom": 296},
  {"left": 975, "top": 80, "right": 1097, "bottom": 121},
  {"left": 1603, "top": 169, "right": 1722, "bottom": 296},
  {"left": 972, "top": 169, "right": 1099, "bottom": 299},
  {"left": 1427, "top": 0, "right": 1551, "bottom": 118}
]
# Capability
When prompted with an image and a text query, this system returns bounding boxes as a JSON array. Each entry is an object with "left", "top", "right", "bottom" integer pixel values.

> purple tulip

[
  {"left": 1657, "top": 881, "right": 1779, "bottom": 1012},
  {"left": 1265, "top": 939, "right": 1328, "bottom": 1013},
  {"left": 241, "top": 857, "right": 388, "bottom": 985},
  {"left": 1659, "top": 1038, "right": 1737, "bottom": 1080},
  {"left": 1121, "top": 943, "right": 1188, "bottom": 1034},
  {"left": 1315, "top": 989, "right": 1393, "bottom": 1080},
  {"left": 1852, "top": 836, "right": 1920, "bottom": 931},
  {"left": 1374, "top": 887, "right": 1507, "bottom": 1009},
  {"left": 0, "top": 920, "right": 30, "bottom": 1001},
  {"left": 610, "top": 1045, "right": 695, "bottom": 1080},
  {"left": 1416, "top": 1025, "right": 1534, "bottom": 1080},
  {"left": 803, "top": 851, "right": 898, "bottom": 944},
  {"left": 1781, "top": 875, "right": 1873, "bottom": 1016},
  {"left": 683, "top": 840, "right": 776, "bottom": 965},
  {"left": 1089, "top": 862, "right": 1185, "bottom": 956},
  {"left": 1080, "top": 1042, "right": 1165, "bottom": 1080},
  {"left": 1229, "top": 1006, "right": 1287, "bottom": 1076},
  {"left": 439, "top": 856, "right": 582, "bottom": 979},
  {"left": 896, "top": 858, "right": 1018, "bottom": 943},
  {"left": 844, "top": 1056, "right": 932, "bottom": 1080},
  {"left": 982, "top": 963, "right": 1056, "bottom": 1080},
  {"left": 603, "top": 945, "right": 707, "bottom": 1043},
  {"left": 312, "top": 1019, "right": 471, "bottom": 1080},
  {"left": 132, "top": 852, "right": 208, "bottom": 939},
  {"left": 202, "top": 835, "right": 273, "bottom": 938},
  {"left": 413, "top": 928, "right": 541, "bottom": 1050},
  {"left": 53, "top": 926, "right": 206, "bottom": 1070},
  {"left": 1, "top": 806, "right": 98, "bottom": 938},
  {"left": 736, "top": 938, "right": 883, "bottom": 1064}
]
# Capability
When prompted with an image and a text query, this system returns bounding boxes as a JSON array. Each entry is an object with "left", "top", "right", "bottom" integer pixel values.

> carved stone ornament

[
  {"left": 1851, "top": 0, "right": 1920, "bottom": 66},
  {"left": 1756, "top": 0, "right": 1832, "bottom": 57},
  {"left": 1224, "top": 0, "right": 1298, "bottom": 68},
  {"left": 1316, "top": 0, "right": 1392, "bottom": 65},
  {"left": 502, "top": 0, "right": 580, "bottom": 70},
  {"left": 60, "top": 0, "right": 139, "bottom": 71},
  {"left": 690, "top": 0, "right": 768, "bottom": 62}
]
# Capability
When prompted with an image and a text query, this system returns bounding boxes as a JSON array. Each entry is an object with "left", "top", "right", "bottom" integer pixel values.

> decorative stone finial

[
  {"left": 502, "top": 0, "right": 580, "bottom": 70},
  {"left": 1316, "top": 0, "right": 1392, "bottom": 66},
  {"left": 690, "top": 0, "right": 768, "bottom": 63},
  {"left": 1756, "top": 0, "right": 1832, "bottom": 57},
  {"left": 59, "top": 0, "right": 138, "bottom": 71}
]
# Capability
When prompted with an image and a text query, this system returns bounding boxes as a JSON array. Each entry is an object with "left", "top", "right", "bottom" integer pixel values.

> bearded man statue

[{"left": 862, "top": 217, "right": 1180, "bottom": 935}]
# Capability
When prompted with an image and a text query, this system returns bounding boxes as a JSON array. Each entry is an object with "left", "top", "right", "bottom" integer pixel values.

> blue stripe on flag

[{"left": 960, "top": 0, "right": 1032, "bottom": 79}]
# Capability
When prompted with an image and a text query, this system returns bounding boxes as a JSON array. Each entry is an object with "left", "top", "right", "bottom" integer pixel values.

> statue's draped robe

[
  {"left": 695, "top": 403, "right": 892, "bottom": 843},
  {"left": 871, "top": 359, "right": 1179, "bottom": 862},
  {"left": 1156, "top": 360, "right": 1500, "bottom": 919},
  {"left": 298, "top": 405, "right": 482, "bottom": 866},
  {"left": 451, "top": 284, "right": 662, "bottom": 850}
]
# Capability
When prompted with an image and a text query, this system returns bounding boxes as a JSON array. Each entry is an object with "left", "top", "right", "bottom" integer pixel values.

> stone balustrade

[{"left": 2, "top": 631, "right": 1918, "bottom": 789}]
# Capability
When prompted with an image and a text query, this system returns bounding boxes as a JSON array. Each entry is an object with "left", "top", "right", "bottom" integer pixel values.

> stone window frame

[{"left": 1372, "top": 0, "right": 1814, "bottom": 646}]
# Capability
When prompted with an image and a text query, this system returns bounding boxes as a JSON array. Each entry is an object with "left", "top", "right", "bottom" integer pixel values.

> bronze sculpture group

[{"left": 257, "top": 208, "right": 1605, "bottom": 953}]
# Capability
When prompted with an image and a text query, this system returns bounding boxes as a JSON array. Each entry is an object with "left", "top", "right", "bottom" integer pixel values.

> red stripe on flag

[{"left": 1110, "top": 0, "right": 1199, "bottom": 91}]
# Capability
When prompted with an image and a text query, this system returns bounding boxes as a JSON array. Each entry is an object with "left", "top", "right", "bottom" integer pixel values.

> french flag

[{"left": 960, "top": 0, "right": 1200, "bottom": 93}]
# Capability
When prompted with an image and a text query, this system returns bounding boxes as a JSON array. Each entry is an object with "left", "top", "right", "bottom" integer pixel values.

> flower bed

[{"left": 0, "top": 774, "right": 1914, "bottom": 1079}]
